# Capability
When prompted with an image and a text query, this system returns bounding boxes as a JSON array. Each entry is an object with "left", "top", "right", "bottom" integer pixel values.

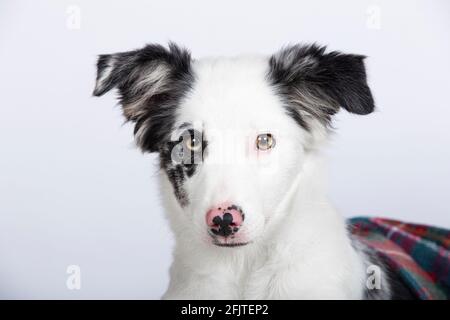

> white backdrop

[{"left": 0, "top": 0, "right": 449, "bottom": 299}]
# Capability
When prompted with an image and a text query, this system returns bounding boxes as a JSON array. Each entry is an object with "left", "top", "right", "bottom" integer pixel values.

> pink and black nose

[{"left": 206, "top": 203, "right": 245, "bottom": 238}]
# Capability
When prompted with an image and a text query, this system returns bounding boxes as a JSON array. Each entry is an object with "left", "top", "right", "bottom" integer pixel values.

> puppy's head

[{"left": 93, "top": 43, "right": 374, "bottom": 247}]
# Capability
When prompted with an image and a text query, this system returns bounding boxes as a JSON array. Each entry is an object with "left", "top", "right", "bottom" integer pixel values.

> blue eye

[{"left": 256, "top": 133, "right": 275, "bottom": 150}]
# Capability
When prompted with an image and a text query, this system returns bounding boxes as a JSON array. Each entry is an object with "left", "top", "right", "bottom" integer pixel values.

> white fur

[{"left": 159, "top": 56, "right": 367, "bottom": 299}]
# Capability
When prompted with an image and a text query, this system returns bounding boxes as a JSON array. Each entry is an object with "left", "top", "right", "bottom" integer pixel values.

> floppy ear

[
  {"left": 268, "top": 44, "right": 375, "bottom": 128},
  {"left": 93, "top": 43, "right": 193, "bottom": 152}
]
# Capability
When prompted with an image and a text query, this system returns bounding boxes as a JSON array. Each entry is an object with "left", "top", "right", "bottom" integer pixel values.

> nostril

[
  {"left": 212, "top": 216, "right": 222, "bottom": 226},
  {"left": 222, "top": 212, "right": 233, "bottom": 224}
]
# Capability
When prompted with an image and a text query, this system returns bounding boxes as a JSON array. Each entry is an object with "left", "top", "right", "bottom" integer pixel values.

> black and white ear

[
  {"left": 93, "top": 43, "right": 193, "bottom": 152},
  {"left": 268, "top": 44, "right": 375, "bottom": 127}
]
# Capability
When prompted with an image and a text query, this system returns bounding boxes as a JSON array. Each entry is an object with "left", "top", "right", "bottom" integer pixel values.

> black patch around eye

[
  {"left": 184, "top": 164, "right": 196, "bottom": 178},
  {"left": 159, "top": 128, "right": 207, "bottom": 206},
  {"left": 165, "top": 164, "right": 188, "bottom": 207}
]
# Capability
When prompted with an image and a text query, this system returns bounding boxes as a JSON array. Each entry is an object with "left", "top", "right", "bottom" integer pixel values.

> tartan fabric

[{"left": 349, "top": 217, "right": 450, "bottom": 300}]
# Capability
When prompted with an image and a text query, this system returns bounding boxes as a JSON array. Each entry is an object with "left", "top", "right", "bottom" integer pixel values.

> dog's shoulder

[{"left": 352, "top": 238, "right": 417, "bottom": 300}]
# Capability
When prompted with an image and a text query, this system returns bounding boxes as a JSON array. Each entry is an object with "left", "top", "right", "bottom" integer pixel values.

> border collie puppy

[{"left": 93, "top": 43, "right": 411, "bottom": 299}]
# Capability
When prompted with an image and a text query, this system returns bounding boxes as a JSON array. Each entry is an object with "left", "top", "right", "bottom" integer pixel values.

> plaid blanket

[{"left": 349, "top": 217, "right": 450, "bottom": 300}]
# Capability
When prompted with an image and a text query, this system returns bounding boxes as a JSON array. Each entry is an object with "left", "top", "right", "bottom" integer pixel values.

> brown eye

[
  {"left": 185, "top": 132, "right": 202, "bottom": 152},
  {"left": 256, "top": 133, "right": 275, "bottom": 151}
]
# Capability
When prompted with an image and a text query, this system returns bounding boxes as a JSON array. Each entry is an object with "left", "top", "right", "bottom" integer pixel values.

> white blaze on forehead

[{"left": 179, "top": 56, "right": 299, "bottom": 133}]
